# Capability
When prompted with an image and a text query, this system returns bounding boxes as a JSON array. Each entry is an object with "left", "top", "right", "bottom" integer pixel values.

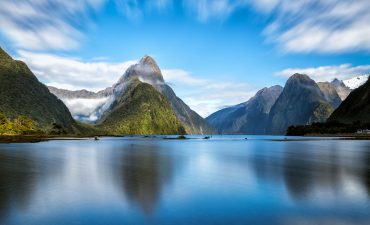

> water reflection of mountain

[
  {"left": 248, "top": 141, "right": 370, "bottom": 201},
  {"left": 0, "top": 151, "right": 36, "bottom": 221},
  {"left": 361, "top": 150, "right": 370, "bottom": 197},
  {"left": 112, "top": 143, "right": 180, "bottom": 214},
  {"left": 0, "top": 147, "right": 63, "bottom": 223},
  {"left": 282, "top": 142, "right": 370, "bottom": 201}
]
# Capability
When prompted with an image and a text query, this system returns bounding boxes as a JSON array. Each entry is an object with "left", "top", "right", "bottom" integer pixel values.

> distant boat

[{"left": 94, "top": 136, "right": 99, "bottom": 141}]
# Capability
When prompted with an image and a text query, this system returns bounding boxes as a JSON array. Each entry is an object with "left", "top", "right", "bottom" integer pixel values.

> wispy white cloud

[
  {"left": 181, "top": 0, "right": 370, "bottom": 53},
  {"left": 0, "top": 0, "right": 105, "bottom": 50},
  {"left": 277, "top": 64, "right": 370, "bottom": 82},
  {"left": 252, "top": 0, "right": 370, "bottom": 53},
  {"left": 183, "top": 0, "right": 249, "bottom": 22},
  {"left": 2, "top": 0, "right": 369, "bottom": 54},
  {"left": 162, "top": 69, "right": 207, "bottom": 86},
  {"left": 18, "top": 51, "right": 136, "bottom": 91},
  {"left": 114, "top": 0, "right": 172, "bottom": 21}
]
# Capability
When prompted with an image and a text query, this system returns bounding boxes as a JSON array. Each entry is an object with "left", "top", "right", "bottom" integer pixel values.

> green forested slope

[
  {"left": 97, "top": 80, "right": 186, "bottom": 135},
  {"left": 0, "top": 47, "right": 77, "bottom": 134}
]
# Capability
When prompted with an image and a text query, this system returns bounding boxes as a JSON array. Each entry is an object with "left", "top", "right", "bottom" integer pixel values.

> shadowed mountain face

[
  {"left": 206, "top": 85, "right": 283, "bottom": 134},
  {"left": 317, "top": 82, "right": 342, "bottom": 109},
  {"left": 267, "top": 74, "right": 334, "bottom": 135},
  {"left": 0, "top": 47, "right": 77, "bottom": 133},
  {"left": 328, "top": 77, "right": 370, "bottom": 124}
]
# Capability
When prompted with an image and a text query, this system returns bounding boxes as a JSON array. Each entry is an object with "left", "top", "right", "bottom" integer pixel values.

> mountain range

[
  {"left": 207, "top": 74, "right": 369, "bottom": 135},
  {"left": 1, "top": 45, "right": 370, "bottom": 136},
  {"left": 49, "top": 55, "right": 213, "bottom": 134}
]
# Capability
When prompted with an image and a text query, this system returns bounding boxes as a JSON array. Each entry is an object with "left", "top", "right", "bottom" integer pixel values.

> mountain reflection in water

[{"left": 0, "top": 136, "right": 368, "bottom": 225}]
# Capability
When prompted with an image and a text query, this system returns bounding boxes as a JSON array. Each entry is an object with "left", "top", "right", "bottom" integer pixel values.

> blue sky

[{"left": 0, "top": 0, "right": 370, "bottom": 116}]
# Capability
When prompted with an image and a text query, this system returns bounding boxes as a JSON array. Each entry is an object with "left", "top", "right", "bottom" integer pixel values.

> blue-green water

[{"left": 0, "top": 136, "right": 369, "bottom": 225}]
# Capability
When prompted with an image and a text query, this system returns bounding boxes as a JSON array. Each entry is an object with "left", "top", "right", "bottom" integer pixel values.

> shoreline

[
  {"left": 1, "top": 134, "right": 370, "bottom": 143},
  {"left": 0, "top": 134, "right": 105, "bottom": 143}
]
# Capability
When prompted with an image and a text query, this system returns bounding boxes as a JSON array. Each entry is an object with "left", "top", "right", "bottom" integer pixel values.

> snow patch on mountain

[{"left": 343, "top": 75, "right": 369, "bottom": 89}]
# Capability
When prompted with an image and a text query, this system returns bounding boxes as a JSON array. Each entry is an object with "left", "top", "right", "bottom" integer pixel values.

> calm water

[{"left": 0, "top": 136, "right": 369, "bottom": 225}]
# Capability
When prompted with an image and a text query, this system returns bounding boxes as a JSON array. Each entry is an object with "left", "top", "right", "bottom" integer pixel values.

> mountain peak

[
  {"left": 330, "top": 78, "right": 351, "bottom": 100},
  {"left": 117, "top": 55, "right": 164, "bottom": 89},
  {"left": 332, "top": 78, "right": 341, "bottom": 83},
  {"left": 290, "top": 73, "right": 311, "bottom": 80},
  {"left": 0, "top": 47, "right": 12, "bottom": 61},
  {"left": 255, "top": 85, "right": 283, "bottom": 97},
  {"left": 139, "top": 55, "right": 161, "bottom": 73},
  {"left": 140, "top": 54, "right": 155, "bottom": 64},
  {"left": 285, "top": 74, "right": 316, "bottom": 90}
]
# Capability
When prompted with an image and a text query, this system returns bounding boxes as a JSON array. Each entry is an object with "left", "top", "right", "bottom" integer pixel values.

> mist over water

[{"left": 0, "top": 137, "right": 369, "bottom": 225}]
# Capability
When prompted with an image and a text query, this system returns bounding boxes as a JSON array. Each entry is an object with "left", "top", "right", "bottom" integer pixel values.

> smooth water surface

[{"left": 0, "top": 136, "right": 369, "bottom": 225}]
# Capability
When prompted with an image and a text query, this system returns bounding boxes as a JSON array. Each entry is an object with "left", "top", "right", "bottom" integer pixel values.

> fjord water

[{"left": 0, "top": 136, "right": 369, "bottom": 225}]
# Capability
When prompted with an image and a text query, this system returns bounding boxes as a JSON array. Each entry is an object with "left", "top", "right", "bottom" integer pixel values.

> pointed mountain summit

[
  {"left": 120, "top": 55, "right": 164, "bottom": 89},
  {"left": 139, "top": 55, "right": 162, "bottom": 75},
  {"left": 122, "top": 56, "right": 212, "bottom": 134},
  {"left": 97, "top": 80, "right": 186, "bottom": 135},
  {"left": 267, "top": 74, "right": 334, "bottom": 134},
  {"left": 97, "top": 55, "right": 213, "bottom": 134},
  {"left": 206, "top": 85, "right": 283, "bottom": 134},
  {"left": 331, "top": 78, "right": 351, "bottom": 100}
]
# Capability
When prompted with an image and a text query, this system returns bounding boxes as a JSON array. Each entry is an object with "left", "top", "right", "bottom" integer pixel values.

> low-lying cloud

[{"left": 62, "top": 97, "right": 109, "bottom": 122}]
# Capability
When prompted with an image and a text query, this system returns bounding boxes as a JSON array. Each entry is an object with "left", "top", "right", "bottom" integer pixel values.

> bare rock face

[
  {"left": 317, "top": 82, "right": 342, "bottom": 109},
  {"left": 206, "top": 85, "right": 283, "bottom": 134},
  {"left": 331, "top": 79, "right": 351, "bottom": 100},
  {"left": 267, "top": 74, "right": 334, "bottom": 135}
]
